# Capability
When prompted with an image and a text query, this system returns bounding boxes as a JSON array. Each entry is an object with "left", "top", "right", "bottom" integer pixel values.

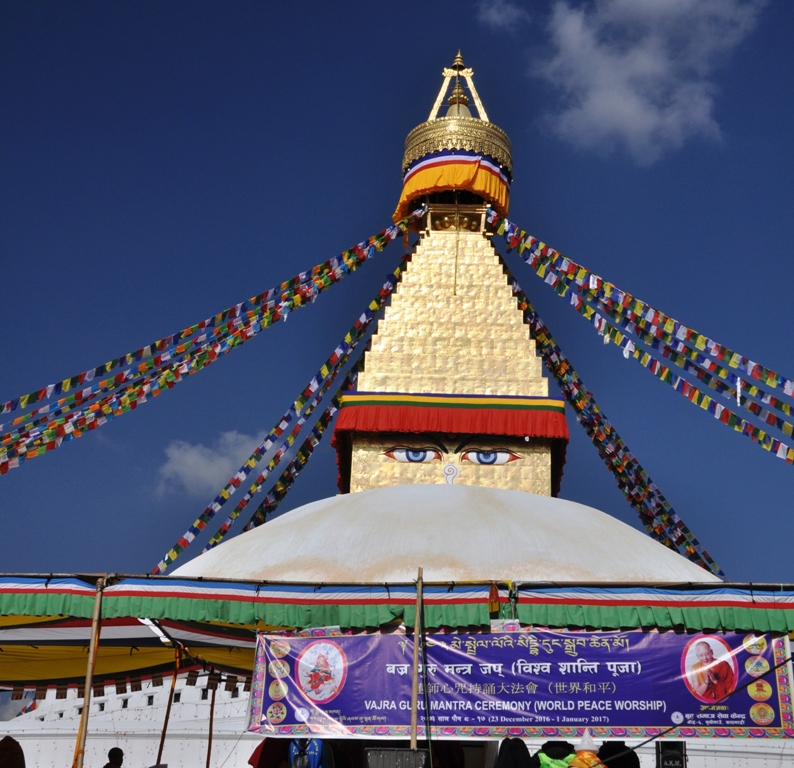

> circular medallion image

[
  {"left": 295, "top": 707, "right": 311, "bottom": 723},
  {"left": 749, "top": 702, "right": 775, "bottom": 726},
  {"left": 269, "top": 679, "right": 288, "bottom": 700},
  {"left": 748, "top": 679, "right": 773, "bottom": 701},
  {"left": 268, "top": 659, "right": 290, "bottom": 679},
  {"left": 266, "top": 702, "right": 287, "bottom": 724},
  {"left": 296, "top": 640, "right": 348, "bottom": 705},
  {"left": 745, "top": 656, "right": 770, "bottom": 678},
  {"left": 671, "top": 711, "right": 684, "bottom": 724},
  {"left": 270, "top": 639, "right": 291, "bottom": 658},
  {"left": 742, "top": 635, "right": 767, "bottom": 655},
  {"left": 681, "top": 635, "right": 738, "bottom": 703}
]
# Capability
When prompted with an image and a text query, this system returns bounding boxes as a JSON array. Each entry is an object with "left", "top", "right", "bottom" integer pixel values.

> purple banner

[{"left": 248, "top": 627, "right": 793, "bottom": 740}]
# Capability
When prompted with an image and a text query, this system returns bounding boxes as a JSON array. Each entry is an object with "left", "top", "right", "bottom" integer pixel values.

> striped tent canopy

[{"left": 1, "top": 575, "right": 794, "bottom": 687}]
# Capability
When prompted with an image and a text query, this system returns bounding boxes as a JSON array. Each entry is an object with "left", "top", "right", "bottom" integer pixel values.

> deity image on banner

[
  {"left": 681, "top": 635, "right": 738, "bottom": 703},
  {"left": 296, "top": 640, "right": 348, "bottom": 705},
  {"left": 349, "top": 432, "right": 553, "bottom": 495}
]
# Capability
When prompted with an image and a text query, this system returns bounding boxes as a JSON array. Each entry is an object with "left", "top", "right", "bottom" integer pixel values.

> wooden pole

[
  {"left": 156, "top": 647, "right": 181, "bottom": 764},
  {"left": 410, "top": 566, "right": 424, "bottom": 750},
  {"left": 71, "top": 576, "right": 105, "bottom": 768},
  {"left": 205, "top": 681, "right": 217, "bottom": 768}
]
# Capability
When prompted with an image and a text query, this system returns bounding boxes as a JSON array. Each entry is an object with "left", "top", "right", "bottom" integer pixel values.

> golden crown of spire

[{"left": 401, "top": 52, "right": 512, "bottom": 179}]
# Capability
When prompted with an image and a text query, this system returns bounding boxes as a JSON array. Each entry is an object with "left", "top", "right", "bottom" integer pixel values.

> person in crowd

[
  {"left": 0, "top": 736, "right": 26, "bottom": 768},
  {"left": 596, "top": 741, "right": 640, "bottom": 768},
  {"left": 526, "top": 740, "right": 576, "bottom": 768},
  {"left": 103, "top": 747, "right": 124, "bottom": 767},
  {"left": 495, "top": 737, "right": 532, "bottom": 768}
]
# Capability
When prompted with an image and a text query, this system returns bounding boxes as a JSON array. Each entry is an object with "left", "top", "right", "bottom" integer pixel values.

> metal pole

[
  {"left": 156, "top": 648, "right": 181, "bottom": 764},
  {"left": 410, "top": 566, "right": 424, "bottom": 750},
  {"left": 71, "top": 576, "right": 105, "bottom": 768},
  {"left": 206, "top": 681, "right": 217, "bottom": 768},
  {"left": 419, "top": 588, "right": 433, "bottom": 768}
]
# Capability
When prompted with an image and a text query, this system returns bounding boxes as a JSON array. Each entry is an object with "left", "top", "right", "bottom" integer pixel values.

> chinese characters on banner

[{"left": 248, "top": 627, "right": 793, "bottom": 740}]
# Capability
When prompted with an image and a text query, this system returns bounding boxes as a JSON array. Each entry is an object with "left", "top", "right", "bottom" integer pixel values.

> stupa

[
  {"left": 175, "top": 53, "right": 715, "bottom": 586},
  {"left": 6, "top": 54, "right": 790, "bottom": 768}
]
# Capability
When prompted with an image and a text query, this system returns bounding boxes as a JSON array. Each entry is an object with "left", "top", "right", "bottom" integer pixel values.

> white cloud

[
  {"left": 536, "top": 0, "right": 767, "bottom": 164},
  {"left": 158, "top": 429, "right": 267, "bottom": 498},
  {"left": 476, "top": 0, "right": 531, "bottom": 29}
]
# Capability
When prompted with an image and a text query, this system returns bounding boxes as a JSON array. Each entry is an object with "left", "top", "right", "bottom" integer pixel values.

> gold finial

[
  {"left": 452, "top": 50, "right": 465, "bottom": 71},
  {"left": 447, "top": 82, "right": 469, "bottom": 107}
]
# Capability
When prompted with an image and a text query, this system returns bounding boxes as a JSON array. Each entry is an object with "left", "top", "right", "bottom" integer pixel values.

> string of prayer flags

[
  {"left": 1, "top": 209, "right": 425, "bottom": 476},
  {"left": 214, "top": 386, "right": 345, "bottom": 545},
  {"left": 588, "top": 305, "right": 794, "bottom": 464},
  {"left": 0, "top": 299, "right": 278, "bottom": 441},
  {"left": 586, "top": 301, "right": 794, "bottom": 452},
  {"left": 550, "top": 269, "right": 794, "bottom": 450},
  {"left": 486, "top": 209, "right": 794, "bottom": 405},
  {"left": 501, "top": 262, "right": 723, "bottom": 577},
  {"left": 1, "top": 302, "right": 269, "bottom": 455},
  {"left": 1, "top": 299, "right": 272, "bottom": 474},
  {"left": 151, "top": 257, "right": 410, "bottom": 573},
  {"left": 549, "top": 262, "right": 794, "bottom": 435},
  {"left": 0, "top": 206, "right": 426, "bottom": 420},
  {"left": 486, "top": 209, "right": 794, "bottom": 466}
]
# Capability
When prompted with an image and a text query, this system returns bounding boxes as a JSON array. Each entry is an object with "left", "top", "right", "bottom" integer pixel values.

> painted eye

[
  {"left": 384, "top": 448, "right": 442, "bottom": 463},
  {"left": 460, "top": 450, "right": 518, "bottom": 465}
]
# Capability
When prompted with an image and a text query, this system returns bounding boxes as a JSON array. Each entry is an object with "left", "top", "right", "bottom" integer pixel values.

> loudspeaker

[{"left": 655, "top": 741, "right": 686, "bottom": 768}]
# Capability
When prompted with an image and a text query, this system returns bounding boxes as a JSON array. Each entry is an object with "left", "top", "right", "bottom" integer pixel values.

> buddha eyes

[
  {"left": 384, "top": 448, "right": 442, "bottom": 463},
  {"left": 460, "top": 450, "right": 518, "bottom": 465},
  {"left": 383, "top": 447, "right": 519, "bottom": 465}
]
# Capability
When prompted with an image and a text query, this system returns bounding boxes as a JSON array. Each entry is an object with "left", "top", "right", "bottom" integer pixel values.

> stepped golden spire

[{"left": 332, "top": 56, "right": 568, "bottom": 499}]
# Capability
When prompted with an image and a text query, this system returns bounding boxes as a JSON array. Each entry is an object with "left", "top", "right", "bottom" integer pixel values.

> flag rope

[
  {"left": 487, "top": 209, "right": 794, "bottom": 465},
  {"left": 151, "top": 254, "right": 410, "bottom": 573},
  {"left": 0, "top": 208, "right": 426, "bottom": 475},
  {"left": 502, "top": 261, "right": 723, "bottom": 577},
  {"left": 0, "top": 207, "right": 426, "bottom": 420},
  {"left": 213, "top": 381, "right": 350, "bottom": 546},
  {"left": 488, "top": 209, "right": 794, "bottom": 404}
]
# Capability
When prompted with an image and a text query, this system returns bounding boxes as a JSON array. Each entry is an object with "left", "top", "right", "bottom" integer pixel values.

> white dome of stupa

[{"left": 172, "top": 485, "right": 720, "bottom": 584}]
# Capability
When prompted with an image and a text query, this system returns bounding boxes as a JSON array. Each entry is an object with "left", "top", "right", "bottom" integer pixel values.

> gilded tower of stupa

[{"left": 332, "top": 54, "right": 569, "bottom": 497}]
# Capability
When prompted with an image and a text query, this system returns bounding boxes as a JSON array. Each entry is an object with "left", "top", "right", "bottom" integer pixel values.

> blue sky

[{"left": 1, "top": 1, "right": 791, "bottom": 581}]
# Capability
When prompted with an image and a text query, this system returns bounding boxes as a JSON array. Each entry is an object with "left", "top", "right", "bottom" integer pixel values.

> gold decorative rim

[{"left": 402, "top": 117, "right": 512, "bottom": 178}]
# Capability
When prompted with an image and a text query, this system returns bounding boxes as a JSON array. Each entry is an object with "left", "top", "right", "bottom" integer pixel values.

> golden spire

[{"left": 392, "top": 53, "right": 513, "bottom": 221}]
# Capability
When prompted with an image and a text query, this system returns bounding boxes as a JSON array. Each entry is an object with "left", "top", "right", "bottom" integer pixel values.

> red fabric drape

[{"left": 333, "top": 403, "right": 568, "bottom": 439}]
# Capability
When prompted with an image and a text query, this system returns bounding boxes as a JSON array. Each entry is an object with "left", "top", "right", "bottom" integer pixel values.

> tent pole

[
  {"left": 410, "top": 566, "right": 423, "bottom": 750},
  {"left": 206, "top": 680, "right": 217, "bottom": 768},
  {"left": 71, "top": 576, "right": 106, "bottom": 768},
  {"left": 156, "top": 647, "right": 181, "bottom": 764}
]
